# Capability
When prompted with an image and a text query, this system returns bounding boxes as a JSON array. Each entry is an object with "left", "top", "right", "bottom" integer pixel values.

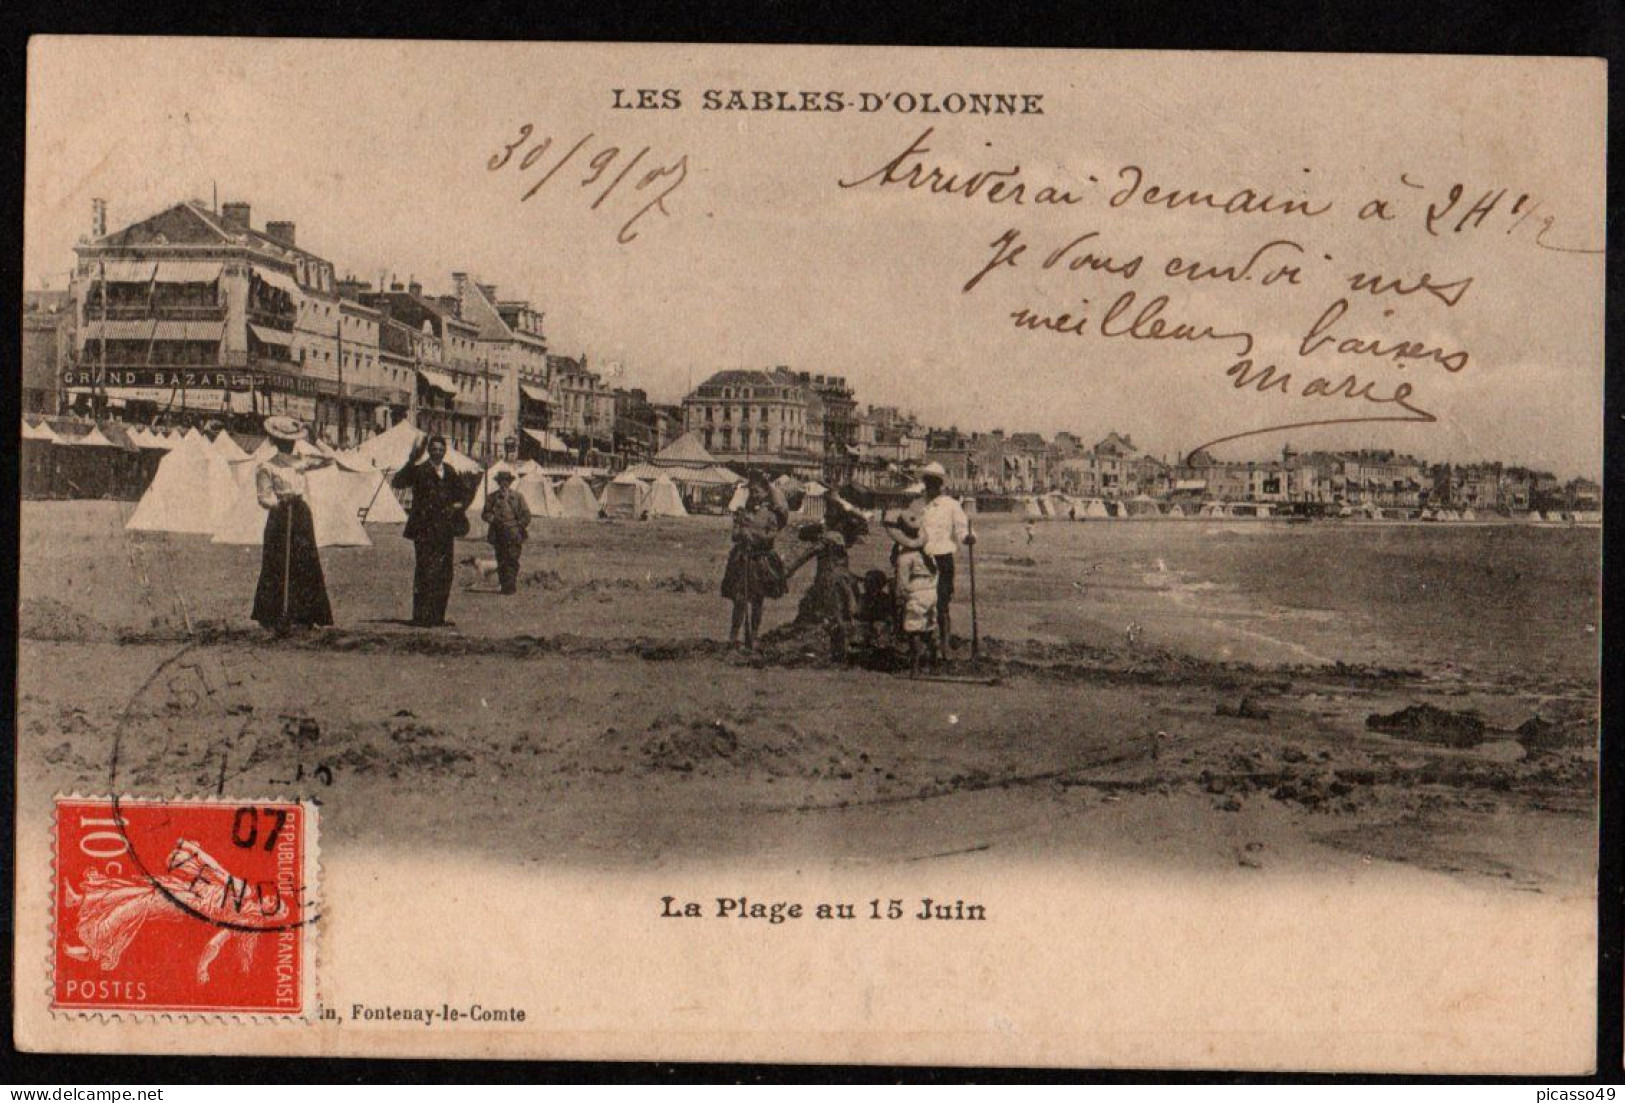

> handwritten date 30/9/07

[{"left": 487, "top": 123, "right": 689, "bottom": 245}]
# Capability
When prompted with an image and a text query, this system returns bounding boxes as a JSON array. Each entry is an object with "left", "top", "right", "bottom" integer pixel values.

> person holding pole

[
  {"left": 916, "top": 461, "right": 975, "bottom": 660},
  {"left": 251, "top": 416, "right": 334, "bottom": 633}
]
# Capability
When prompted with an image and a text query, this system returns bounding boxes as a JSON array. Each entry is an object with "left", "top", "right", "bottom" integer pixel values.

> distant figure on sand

[
  {"left": 721, "top": 471, "right": 788, "bottom": 651},
  {"left": 915, "top": 461, "right": 975, "bottom": 659},
  {"left": 393, "top": 433, "right": 472, "bottom": 627},
  {"left": 481, "top": 468, "right": 532, "bottom": 594},
  {"left": 885, "top": 506, "right": 939, "bottom": 674},
  {"left": 1025, "top": 519, "right": 1036, "bottom": 544},
  {"left": 251, "top": 416, "right": 334, "bottom": 633}
]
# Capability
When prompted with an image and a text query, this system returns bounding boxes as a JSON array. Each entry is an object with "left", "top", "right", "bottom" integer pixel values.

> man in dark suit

[{"left": 391, "top": 434, "right": 471, "bottom": 627}]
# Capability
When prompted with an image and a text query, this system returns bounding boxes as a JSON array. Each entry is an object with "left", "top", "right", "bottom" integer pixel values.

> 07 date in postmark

[{"left": 53, "top": 796, "right": 318, "bottom": 1017}]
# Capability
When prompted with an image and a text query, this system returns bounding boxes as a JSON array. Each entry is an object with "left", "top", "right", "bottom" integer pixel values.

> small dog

[{"left": 458, "top": 554, "right": 501, "bottom": 588}]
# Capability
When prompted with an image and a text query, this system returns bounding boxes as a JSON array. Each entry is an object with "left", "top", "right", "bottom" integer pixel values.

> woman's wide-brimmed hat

[
  {"left": 883, "top": 506, "right": 927, "bottom": 550},
  {"left": 262, "top": 415, "right": 304, "bottom": 442}
]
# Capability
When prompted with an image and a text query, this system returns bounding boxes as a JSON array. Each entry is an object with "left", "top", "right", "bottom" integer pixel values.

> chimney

[
  {"left": 221, "top": 202, "right": 252, "bottom": 231},
  {"left": 265, "top": 220, "right": 297, "bottom": 246},
  {"left": 407, "top": 278, "right": 422, "bottom": 297},
  {"left": 90, "top": 198, "right": 107, "bottom": 239}
]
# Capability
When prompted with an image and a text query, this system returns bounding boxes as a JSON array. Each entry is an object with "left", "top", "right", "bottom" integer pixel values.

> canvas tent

[
  {"left": 601, "top": 473, "right": 648, "bottom": 519},
  {"left": 352, "top": 419, "right": 482, "bottom": 474},
  {"left": 640, "top": 474, "right": 689, "bottom": 518},
  {"left": 555, "top": 475, "right": 601, "bottom": 519},
  {"left": 211, "top": 431, "right": 250, "bottom": 462},
  {"left": 1124, "top": 493, "right": 1161, "bottom": 518},
  {"left": 211, "top": 459, "right": 372, "bottom": 547},
  {"left": 1078, "top": 498, "right": 1110, "bottom": 519},
  {"left": 1020, "top": 496, "right": 1043, "bottom": 519},
  {"left": 651, "top": 432, "right": 720, "bottom": 469},
  {"left": 125, "top": 433, "right": 234, "bottom": 534}
]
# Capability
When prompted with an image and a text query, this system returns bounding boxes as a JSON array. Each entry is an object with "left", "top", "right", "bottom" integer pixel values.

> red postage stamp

[{"left": 53, "top": 797, "right": 318, "bottom": 1016}]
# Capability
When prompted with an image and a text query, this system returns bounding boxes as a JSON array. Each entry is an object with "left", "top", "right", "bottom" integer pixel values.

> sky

[{"left": 25, "top": 39, "right": 1607, "bottom": 476}]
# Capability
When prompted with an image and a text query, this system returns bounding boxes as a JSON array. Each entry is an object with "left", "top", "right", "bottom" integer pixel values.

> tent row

[{"left": 125, "top": 430, "right": 405, "bottom": 547}]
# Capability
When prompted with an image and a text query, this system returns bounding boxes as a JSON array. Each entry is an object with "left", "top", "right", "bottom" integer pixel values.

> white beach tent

[
  {"left": 1020, "top": 496, "right": 1043, "bottom": 519},
  {"left": 602, "top": 473, "right": 648, "bottom": 519},
  {"left": 211, "top": 431, "right": 250, "bottom": 462},
  {"left": 641, "top": 474, "right": 689, "bottom": 518},
  {"left": 352, "top": 419, "right": 482, "bottom": 475},
  {"left": 1124, "top": 493, "right": 1161, "bottom": 518},
  {"left": 1078, "top": 498, "right": 1110, "bottom": 519},
  {"left": 517, "top": 472, "right": 561, "bottom": 518},
  {"left": 210, "top": 458, "right": 373, "bottom": 547},
  {"left": 22, "top": 419, "right": 60, "bottom": 443},
  {"left": 126, "top": 432, "right": 234, "bottom": 535},
  {"left": 556, "top": 474, "right": 601, "bottom": 519}
]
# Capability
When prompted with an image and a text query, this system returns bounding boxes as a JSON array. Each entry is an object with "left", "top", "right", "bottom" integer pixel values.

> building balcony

[
  {"left": 248, "top": 308, "right": 296, "bottom": 330},
  {"left": 88, "top": 301, "right": 229, "bottom": 322}
]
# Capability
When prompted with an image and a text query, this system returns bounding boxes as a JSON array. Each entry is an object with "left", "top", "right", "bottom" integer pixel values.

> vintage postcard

[{"left": 15, "top": 38, "right": 1604, "bottom": 1071}]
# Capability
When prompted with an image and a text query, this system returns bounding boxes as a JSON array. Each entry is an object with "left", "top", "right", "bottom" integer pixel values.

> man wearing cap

[
  {"left": 917, "top": 461, "right": 975, "bottom": 658},
  {"left": 392, "top": 433, "right": 473, "bottom": 627},
  {"left": 481, "top": 467, "right": 532, "bottom": 595}
]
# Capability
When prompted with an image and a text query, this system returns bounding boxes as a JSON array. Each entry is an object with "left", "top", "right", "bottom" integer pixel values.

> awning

[
  {"left": 154, "top": 260, "right": 224, "bottom": 284},
  {"left": 417, "top": 368, "right": 458, "bottom": 395},
  {"left": 1174, "top": 479, "right": 1207, "bottom": 491},
  {"left": 153, "top": 319, "right": 226, "bottom": 342},
  {"left": 253, "top": 268, "right": 301, "bottom": 297},
  {"left": 520, "top": 384, "right": 553, "bottom": 404},
  {"left": 85, "top": 318, "right": 157, "bottom": 341},
  {"left": 91, "top": 259, "right": 158, "bottom": 283},
  {"left": 523, "top": 428, "right": 571, "bottom": 452},
  {"left": 249, "top": 324, "right": 293, "bottom": 348}
]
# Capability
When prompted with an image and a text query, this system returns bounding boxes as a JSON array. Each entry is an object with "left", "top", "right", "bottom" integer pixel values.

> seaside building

[
  {"left": 925, "top": 427, "right": 975, "bottom": 493},
  {"left": 452, "top": 273, "right": 552, "bottom": 451},
  {"left": 23, "top": 289, "right": 73, "bottom": 415},
  {"left": 681, "top": 367, "right": 820, "bottom": 478},
  {"left": 549, "top": 355, "right": 617, "bottom": 467},
  {"left": 356, "top": 281, "right": 496, "bottom": 460},
  {"left": 68, "top": 199, "right": 341, "bottom": 427}
]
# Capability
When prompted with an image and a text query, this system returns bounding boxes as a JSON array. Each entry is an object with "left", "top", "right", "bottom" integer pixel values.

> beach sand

[{"left": 16, "top": 501, "right": 1599, "bottom": 893}]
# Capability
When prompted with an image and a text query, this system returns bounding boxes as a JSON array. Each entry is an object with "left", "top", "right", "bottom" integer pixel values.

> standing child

[
  {"left": 885, "top": 506, "right": 939, "bottom": 673},
  {"left": 720, "top": 471, "right": 789, "bottom": 651}
]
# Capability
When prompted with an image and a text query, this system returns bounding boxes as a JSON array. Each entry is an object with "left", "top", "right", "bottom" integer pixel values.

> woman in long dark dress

[
  {"left": 252, "top": 416, "right": 334, "bottom": 632},
  {"left": 720, "top": 472, "right": 788, "bottom": 651}
]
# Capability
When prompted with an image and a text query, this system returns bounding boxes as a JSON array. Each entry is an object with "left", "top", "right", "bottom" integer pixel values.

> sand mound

[
  {"left": 1366, "top": 704, "right": 1487, "bottom": 748},
  {"left": 19, "top": 599, "right": 114, "bottom": 642}
]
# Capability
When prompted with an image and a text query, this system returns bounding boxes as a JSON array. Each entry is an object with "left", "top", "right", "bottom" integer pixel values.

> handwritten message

[{"left": 838, "top": 126, "right": 1600, "bottom": 455}]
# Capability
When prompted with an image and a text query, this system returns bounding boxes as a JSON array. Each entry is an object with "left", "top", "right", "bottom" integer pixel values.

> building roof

[{"left": 455, "top": 276, "right": 524, "bottom": 343}]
